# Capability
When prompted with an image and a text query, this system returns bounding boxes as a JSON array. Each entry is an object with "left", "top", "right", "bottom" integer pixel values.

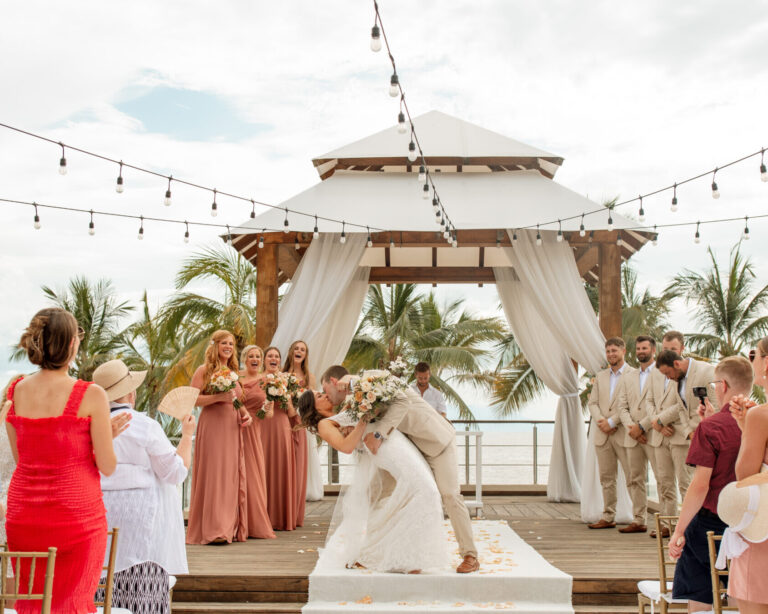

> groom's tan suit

[{"left": 364, "top": 383, "right": 477, "bottom": 558}]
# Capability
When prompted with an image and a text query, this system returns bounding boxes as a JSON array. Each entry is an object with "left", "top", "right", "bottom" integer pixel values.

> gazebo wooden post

[
  {"left": 598, "top": 241, "right": 622, "bottom": 339},
  {"left": 255, "top": 244, "right": 279, "bottom": 348}
]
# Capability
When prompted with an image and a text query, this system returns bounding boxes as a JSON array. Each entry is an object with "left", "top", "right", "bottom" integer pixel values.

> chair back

[
  {"left": 0, "top": 547, "right": 57, "bottom": 614},
  {"left": 705, "top": 531, "right": 738, "bottom": 614},
  {"left": 94, "top": 528, "right": 119, "bottom": 614},
  {"left": 655, "top": 513, "right": 679, "bottom": 593}
]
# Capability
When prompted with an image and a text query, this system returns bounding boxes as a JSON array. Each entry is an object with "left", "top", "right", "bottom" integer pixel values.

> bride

[{"left": 296, "top": 390, "right": 449, "bottom": 573}]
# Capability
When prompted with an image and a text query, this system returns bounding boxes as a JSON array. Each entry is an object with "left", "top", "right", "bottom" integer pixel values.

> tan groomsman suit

[
  {"left": 617, "top": 362, "right": 658, "bottom": 526},
  {"left": 588, "top": 363, "right": 637, "bottom": 523},
  {"left": 675, "top": 358, "right": 719, "bottom": 439},
  {"left": 365, "top": 384, "right": 477, "bottom": 558}
]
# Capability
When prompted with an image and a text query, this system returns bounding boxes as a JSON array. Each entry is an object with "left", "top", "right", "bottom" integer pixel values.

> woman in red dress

[
  {"left": 5, "top": 308, "right": 127, "bottom": 614},
  {"left": 186, "top": 330, "right": 252, "bottom": 545},
  {"left": 283, "top": 340, "right": 315, "bottom": 527},
  {"left": 260, "top": 346, "right": 299, "bottom": 531},
  {"left": 238, "top": 345, "right": 276, "bottom": 539}
]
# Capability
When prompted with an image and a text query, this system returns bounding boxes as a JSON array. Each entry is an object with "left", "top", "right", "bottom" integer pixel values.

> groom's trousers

[{"left": 425, "top": 442, "right": 477, "bottom": 558}]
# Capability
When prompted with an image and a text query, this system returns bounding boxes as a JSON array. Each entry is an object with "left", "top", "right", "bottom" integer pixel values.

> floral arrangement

[
  {"left": 261, "top": 372, "right": 300, "bottom": 410},
  {"left": 341, "top": 370, "right": 408, "bottom": 421},
  {"left": 387, "top": 355, "right": 410, "bottom": 378},
  {"left": 209, "top": 367, "right": 242, "bottom": 409}
]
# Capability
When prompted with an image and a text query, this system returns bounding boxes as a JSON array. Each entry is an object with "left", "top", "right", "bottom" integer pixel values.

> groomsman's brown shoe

[
  {"left": 618, "top": 523, "right": 648, "bottom": 533},
  {"left": 456, "top": 555, "right": 480, "bottom": 573},
  {"left": 650, "top": 527, "right": 671, "bottom": 539},
  {"left": 588, "top": 519, "right": 616, "bottom": 529}
]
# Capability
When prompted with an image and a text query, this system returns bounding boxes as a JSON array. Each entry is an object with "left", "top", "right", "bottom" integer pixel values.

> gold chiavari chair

[
  {"left": 0, "top": 547, "right": 56, "bottom": 614},
  {"left": 706, "top": 531, "right": 738, "bottom": 614},
  {"left": 637, "top": 513, "right": 688, "bottom": 614}
]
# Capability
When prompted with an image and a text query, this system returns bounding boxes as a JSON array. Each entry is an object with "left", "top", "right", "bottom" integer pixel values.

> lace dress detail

[{"left": 318, "top": 412, "right": 449, "bottom": 573}]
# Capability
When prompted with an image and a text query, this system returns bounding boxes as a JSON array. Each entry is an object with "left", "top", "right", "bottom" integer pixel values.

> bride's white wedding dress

[{"left": 317, "top": 412, "right": 449, "bottom": 573}]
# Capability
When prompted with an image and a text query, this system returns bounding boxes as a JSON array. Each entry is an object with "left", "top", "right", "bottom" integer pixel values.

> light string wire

[{"left": 371, "top": 0, "right": 458, "bottom": 246}]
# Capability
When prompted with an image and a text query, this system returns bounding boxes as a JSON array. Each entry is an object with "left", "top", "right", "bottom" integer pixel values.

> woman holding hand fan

[{"left": 186, "top": 330, "right": 251, "bottom": 545}]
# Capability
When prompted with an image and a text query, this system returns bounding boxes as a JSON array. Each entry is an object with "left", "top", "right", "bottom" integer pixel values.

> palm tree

[
  {"left": 344, "top": 284, "right": 506, "bottom": 418},
  {"left": 620, "top": 266, "right": 673, "bottom": 363},
  {"left": 665, "top": 245, "right": 768, "bottom": 359},
  {"left": 10, "top": 277, "right": 133, "bottom": 379},
  {"left": 159, "top": 245, "right": 259, "bottom": 387}
]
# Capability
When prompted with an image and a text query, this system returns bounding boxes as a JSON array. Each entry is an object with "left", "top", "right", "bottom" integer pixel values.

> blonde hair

[
  {"left": 240, "top": 345, "right": 263, "bottom": 371},
  {"left": 283, "top": 340, "right": 313, "bottom": 383},
  {"left": 18, "top": 308, "right": 78, "bottom": 370},
  {"left": 203, "top": 330, "right": 239, "bottom": 390},
  {"left": 716, "top": 355, "right": 754, "bottom": 394}
]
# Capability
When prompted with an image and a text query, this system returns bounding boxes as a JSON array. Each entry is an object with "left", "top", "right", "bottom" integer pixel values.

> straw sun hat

[
  {"left": 718, "top": 472, "right": 768, "bottom": 543},
  {"left": 92, "top": 359, "right": 147, "bottom": 402}
]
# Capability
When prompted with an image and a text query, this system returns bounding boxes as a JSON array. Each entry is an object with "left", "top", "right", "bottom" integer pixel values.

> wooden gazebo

[{"left": 230, "top": 111, "right": 650, "bottom": 348}]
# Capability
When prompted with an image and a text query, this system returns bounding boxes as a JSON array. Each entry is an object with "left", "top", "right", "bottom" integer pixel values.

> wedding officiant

[{"left": 92, "top": 359, "right": 195, "bottom": 614}]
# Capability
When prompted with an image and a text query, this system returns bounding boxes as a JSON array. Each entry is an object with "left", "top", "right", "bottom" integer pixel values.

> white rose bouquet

[
  {"left": 209, "top": 367, "right": 242, "bottom": 409},
  {"left": 261, "top": 372, "right": 299, "bottom": 410},
  {"left": 341, "top": 370, "right": 408, "bottom": 422}
]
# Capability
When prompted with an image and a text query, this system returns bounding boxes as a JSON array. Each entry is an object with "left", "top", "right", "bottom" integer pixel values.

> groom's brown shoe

[
  {"left": 456, "top": 555, "right": 479, "bottom": 573},
  {"left": 588, "top": 519, "right": 616, "bottom": 529}
]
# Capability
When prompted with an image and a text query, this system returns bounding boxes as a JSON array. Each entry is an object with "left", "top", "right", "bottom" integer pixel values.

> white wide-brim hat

[
  {"left": 92, "top": 359, "right": 147, "bottom": 402},
  {"left": 718, "top": 473, "right": 768, "bottom": 543}
]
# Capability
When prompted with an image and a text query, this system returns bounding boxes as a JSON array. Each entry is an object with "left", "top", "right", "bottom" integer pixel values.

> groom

[{"left": 321, "top": 365, "right": 480, "bottom": 573}]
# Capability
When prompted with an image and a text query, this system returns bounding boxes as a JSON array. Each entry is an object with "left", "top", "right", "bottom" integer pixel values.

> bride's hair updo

[
  {"left": 297, "top": 390, "right": 322, "bottom": 433},
  {"left": 18, "top": 308, "right": 79, "bottom": 370}
]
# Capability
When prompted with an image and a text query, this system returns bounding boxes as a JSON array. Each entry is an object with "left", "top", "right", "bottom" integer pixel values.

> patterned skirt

[{"left": 95, "top": 561, "right": 170, "bottom": 614}]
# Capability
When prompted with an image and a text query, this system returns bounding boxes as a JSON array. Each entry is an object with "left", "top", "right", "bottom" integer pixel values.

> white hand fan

[{"left": 158, "top": 386, "right": 199, "bottom": 420}]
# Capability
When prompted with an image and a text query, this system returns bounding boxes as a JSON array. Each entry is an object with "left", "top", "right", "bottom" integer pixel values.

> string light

[
  {"left": 432, "top": 196, "right": 440, "bottom": 213},
  {"left": 211, "top": 189, "right": 218, "bottom": 217},
  {"left": 761, "top": 149, "right": 767, "bottom": 182},
  {"left": 33, "top": 203, "right": 40, "bottom": 230},
  {"left": 652, "top": 225, "right": 658, "bottom": 246},
  {"left": 512, "top": 231, "right": 518, "bottom": 246},
  {"left": 452, "top": 231, "right": 458, "bottom": 248},
  {"left": 556, "top": 220, "right": 563, "bottom": 242},
  {"left": 536, "top": 225, "right": 542, "bottom": 246},
  {"left": 397, "top": 111, "right": 407, "bottom": 134},
  {"left": 366, "top": 227, "right": 373, "bottom": 247},
  {"left": 389, "top": 73, "right": 399, "bottom": 97},
  {"left": 694, "top": 221, "right": 701, "bottom": 244},
  {"left": 637, "top": 196, "right": 645, "bottom": 222},
  {"left": 370, "top": 23, "right": 381, "bottom": 52},
  {"left": 616, "top": 230, "right": 622, "bottom": 246},
  {"left": 496, "top": 234, "right": 501, "bottom": 248},
  {"left": 313, "top": 215, "right": 319, "bottom": 239},
  {"left": 58, "top": 143, "right": 67, "bottom": 175},
  {"left": 116, "top": 162, "right": 124, "bottom": 193},
  {"left": 579, "top": 214, "right": 585, "bottom": 237},
  {"left": 671, "top": 183, "right": 678, "bottom": 212},
  {"left": 283, "top": 207, "right": 289, "bottom": 233},
  {"left": 407, "top": 139, "right": 417, "bottom": 162},
  {"left": 164, "top": 177, "right": 172, "bottom": 207},
  {"left": 743, "top": 216, "right": 750, "bottom": 240},
  {"left": 340, "top": 221, "right": 346, "bottom": 244},
  {"left": 258, "top": 232, "right": 264, "bottom": 249},
  {"left": 711, "top": 169, "right": 720, "bottom": 199},
  {"left": 226, "top": 225, "right": 233, "bottom": 246},
  {"left": 389, "top": 234, "right": 395, "bottom": 249},
  {"left": 418, "top": 165, "right": 426, "bottom": 182},
  {"left": 250, "top": 199, "right": 256, "bottom": 219},
  {"left": 588, "top": 230, "right": 594, "bottom": 244},
  {"left": 607, "top": 207, "right": 614, "bottom": 231},
  {"left": 137, "top": 215, "right": 144, "bottom": 240},
  {"left": 88, "top": 210, "right": 95, "bottom": 236},
  {"left": 422, "top": 183, "right": 430, "bottom": 199},
  {"left": 295, "top": 236, "right": 300, "bottom": 250},
  {"left": 184, "top": 221, "right": 190, "bottom": 243}
]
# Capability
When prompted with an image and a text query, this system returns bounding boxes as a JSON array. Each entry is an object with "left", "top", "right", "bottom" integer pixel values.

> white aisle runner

[{"left": 303, "top": 520, "right": 573, "bottom": 613}]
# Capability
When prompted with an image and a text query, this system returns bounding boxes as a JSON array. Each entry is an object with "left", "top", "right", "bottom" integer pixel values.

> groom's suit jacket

[{"left": 356, "top": 371, "right": 455, "bottom": 458}]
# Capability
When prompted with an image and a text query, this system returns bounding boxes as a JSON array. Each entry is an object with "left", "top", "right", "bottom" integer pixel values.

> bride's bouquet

[
  {"left": 261, "top": 372, "right": 300, "bottom": 410},
  {"left": 341, "top": 370, "right": 408, "bottom": 422},
  {"left": 209, "top": 367, "right": 242, "bottom": 409}
]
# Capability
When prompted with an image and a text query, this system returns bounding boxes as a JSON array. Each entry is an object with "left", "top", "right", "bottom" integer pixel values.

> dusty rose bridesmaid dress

[
  {"left": 292, "top": 378, "right": 309, "bottom": 527},
  {"left": 241, "top": 379, "right": 276, "bottom": 539},
  {"left": 259, "top": 392, "right": 298, "bottom": 531}
]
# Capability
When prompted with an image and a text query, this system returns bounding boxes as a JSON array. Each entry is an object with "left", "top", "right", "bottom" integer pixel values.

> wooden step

[
  {"left": 574, "top": 606, "right": 640, "bottom": 614},
  {"left": 173, "top": 602, "right": 303, "bottom": 614}
]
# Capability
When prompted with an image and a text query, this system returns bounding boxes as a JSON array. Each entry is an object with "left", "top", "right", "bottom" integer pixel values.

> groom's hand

[{"left": 364, "top": 432, "right": 382, "bottom": 455}]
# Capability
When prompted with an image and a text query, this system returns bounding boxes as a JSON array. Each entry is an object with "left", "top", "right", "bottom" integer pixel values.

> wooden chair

[
  {"left": 0, "top": 547, "right": 56, "bottom": 614},
  {"left": 94, "top": 528, "right": 131, "bottom": 614},
  {"left": 706, "top": 531, "right": 738, "bottom": 614},
  {"left": 637, "top": 513, "right": 688, "bottom": 614}
]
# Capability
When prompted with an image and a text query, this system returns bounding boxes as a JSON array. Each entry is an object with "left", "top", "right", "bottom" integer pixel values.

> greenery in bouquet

[{"left": 341, "top": 370, "right": 407, "bottom": 421}]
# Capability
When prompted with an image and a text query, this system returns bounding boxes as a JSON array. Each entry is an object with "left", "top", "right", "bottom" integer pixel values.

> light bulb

[
  {"left": 258, "top": 237, "right": 264, "bottom": 249},
  {"left": 283, "top": 218, "right": 289, "bottom": 233},
  {"left": 59, "top": 157, "right": 67, "bottom": 175},
  {"left": 295, "top": 238, "right": 300, "bottom": 250},
  {"left": 761, "top": 163, "right": 767, "bottom": 182},
  {"left": 638, "top": 207, "right": 645, "bottom": 222},
  {"left": 138, "top": 229, "right": 144, "bottom": 240},
  {"left": 711, "top": 181, "right": 720, "bottom": 199},
  {"left": 211, "top": 201, "right": 218, "bottom": 217},
  {"left": 536, "top": 233, "right": 542, "bottom": 246},
  {"left": 652, "top": 234, "right": 658, "bottom": 246},
  {"left": 695, "top": 232, "right": 701, "bottom": 244},
  {"left": 340, "top": 234, "right": 346, "bottom": 244},
  {"left": 556, "top": 230, "right": 563, "bottom": 242},
  {"left": 607, "top": 216, "right": 614, "bottom": 231},
  {"left": 164, "top": 190, "right": 172, "bottom": 206},
  {"left": 313, "top": 227, "right": 319, "bottom": 239},
  {"left": 422, "top": 183, "right": 429, "bottom": 199},
  {"left": 33, "top": 215, "right": 41, "bottom": 230},
  {"left": 432, "top": 197, "right": 439, "bottom": 213},
  {"left": 367, "top": 237, "right": 373, "bottom": 248},
  {"left": 184, "top": 231, "right": 190, "bottom": 244},
  {"left": 579, "top": 224, "right": 585, "bottom": 237},
  {"left": 397, "top": 112, "right": 407, "bottom": 134},
  {"left": 116, "top": 176, "right": 124, "bottom": 193},
  {"left": 407, "top": 141, "right": 417, "bottom": 162},
  {"left": 616, "top": 233, "right": 622, "bottom": 246},
  {"left": 512, "top": 232, "right": 518, "bottom": 245},
  {"left": 370, "top": 25, "right": 381, "bottom": 52},
  {"left": 88, "top": 222, "right": 95, "bottom": 236},
  {"left": 743, "top": 227, "right": 750, "bottom": 240},
  {"left": 418, "top": 165, "right": 426, "bottom": 182},
  {"left": 443, "top": 229, "right": 449, "bottom": 239},
  {"left": 389, "top": 73, "right": 399, "bottom": 97},
  {"left": 671, "top": 196, "right": 678, "bottom": 212},
  {"left": 452, "top": 239, "right": 458, "bottom": 248},
  {"left": 390, "top": 238, "right": 395, "bottom": 249}
]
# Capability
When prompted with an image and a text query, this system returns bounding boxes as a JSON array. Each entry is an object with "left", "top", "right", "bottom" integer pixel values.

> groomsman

[
  {"left": 615, "top": 335, "right": 659, "bottom": 533},
  {"left": 587, "top": 337, "right": 637, "bottom": 529}
]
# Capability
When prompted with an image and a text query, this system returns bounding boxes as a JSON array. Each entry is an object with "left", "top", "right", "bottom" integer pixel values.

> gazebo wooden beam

[
  {"left": 255, "top": 244, "right": 279, "bottom": 348},
  {"left": 312, "top": 155, "right": 564, "bottom": 169},
  {"left": 368, "top": 267, "right": 495, "bottom": 284},
  {"left": 598, "top": 243, "right": 622, "bottom": 339}
]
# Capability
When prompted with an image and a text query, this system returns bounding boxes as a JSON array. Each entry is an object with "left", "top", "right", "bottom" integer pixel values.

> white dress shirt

[
  {"left": 410, "top": 383, "right": 447, "bottom": 416},
  {"left": 101, "top": 405, "right": 189, "bottom": 574},
  {"left": 606, "top": 363, "right": 628, "bottom": 428},
  {"left": 638, "top": 361, "right": 655, "bottom": 392}
]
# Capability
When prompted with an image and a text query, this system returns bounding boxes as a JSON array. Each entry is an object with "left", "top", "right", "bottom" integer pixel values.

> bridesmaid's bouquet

[
  {"left": 209, "top": 367, "right": 242, "bottom": 409},
  {"left": 261, "top": 372, "right": 299, "bottom": 410},
  {"left": 341, "top": 370, "right": 407, "bottom": 422}
]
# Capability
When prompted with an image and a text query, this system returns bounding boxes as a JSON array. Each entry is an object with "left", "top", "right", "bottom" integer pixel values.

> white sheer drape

[
  {"left": 269, "top": 233, "right": 370, "bottom": 501},
  {"left": 496, "top": 230, "right": 631, "bottom": 521}
]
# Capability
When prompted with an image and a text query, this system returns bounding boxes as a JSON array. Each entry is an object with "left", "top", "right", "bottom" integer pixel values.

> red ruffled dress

[{"left": 5, "top": 378, "right": 108, "bottom": 614}]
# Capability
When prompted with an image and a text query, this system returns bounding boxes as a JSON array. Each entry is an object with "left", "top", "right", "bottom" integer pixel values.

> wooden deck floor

[{"left": 176, "top": 495, "right": 660, "bottom": 611}]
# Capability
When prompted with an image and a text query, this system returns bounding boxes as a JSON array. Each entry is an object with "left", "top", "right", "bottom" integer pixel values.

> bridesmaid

[
  {"left": 283, "top": 341, "right": 316, "bottom": 525},
  {"left": 260, "top": 346, "right": 299, "bottom": 531},
  {"left": 238, "top": 345, "right": 276, "bottom": 539},
  {"left": 186, "top": 330, "right": 251, "bottom": 545}
]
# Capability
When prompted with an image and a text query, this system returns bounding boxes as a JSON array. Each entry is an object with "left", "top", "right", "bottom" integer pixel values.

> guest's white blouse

[{"left": 101, "top": 405, "right": 188, "bottom": 574}]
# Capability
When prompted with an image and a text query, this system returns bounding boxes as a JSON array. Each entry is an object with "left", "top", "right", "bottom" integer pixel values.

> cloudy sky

[{"left": 2, "top": 0, "right": 767, "bottom": 419}]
